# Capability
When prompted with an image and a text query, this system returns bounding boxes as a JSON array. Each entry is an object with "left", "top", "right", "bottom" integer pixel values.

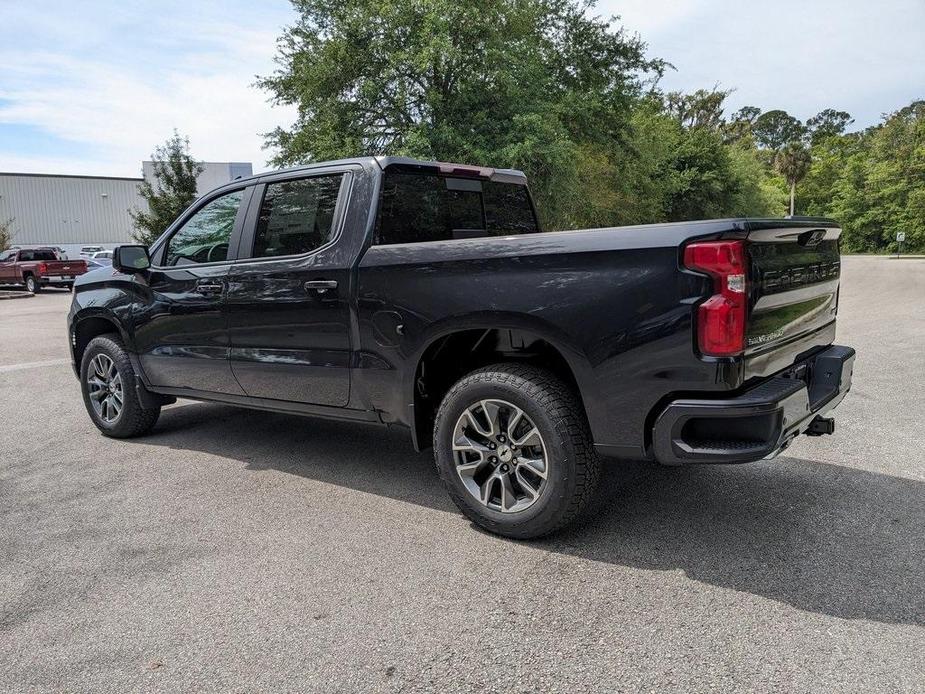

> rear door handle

[{"left": 304, "top": 280, "right": 338, "bottom": 294}]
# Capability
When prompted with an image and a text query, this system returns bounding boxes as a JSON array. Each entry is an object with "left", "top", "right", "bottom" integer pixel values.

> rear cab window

[
  {"left": 375, "top": 168, "right": 539, "bottom": 245},
  {"left": 17, "top": 250, "right": 55, "bottom": 261}
]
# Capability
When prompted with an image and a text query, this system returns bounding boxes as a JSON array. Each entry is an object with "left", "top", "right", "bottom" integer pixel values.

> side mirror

[{"left": 112, "top": 245, "right": 151, "bottom": 273}]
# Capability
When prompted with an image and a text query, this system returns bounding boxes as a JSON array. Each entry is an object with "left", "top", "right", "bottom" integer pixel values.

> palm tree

[{"left": 774, "top": 142, "right": 813, "bottom": 215}]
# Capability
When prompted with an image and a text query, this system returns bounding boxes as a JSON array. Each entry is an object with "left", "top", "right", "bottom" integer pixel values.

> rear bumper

[{"left": 653, "top": 344, "right": 855, "bottom": 465}]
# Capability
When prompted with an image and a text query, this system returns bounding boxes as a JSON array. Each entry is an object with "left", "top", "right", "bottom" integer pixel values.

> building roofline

[{"left": 0, "top": 172, "right": 143, "bottom": 182}]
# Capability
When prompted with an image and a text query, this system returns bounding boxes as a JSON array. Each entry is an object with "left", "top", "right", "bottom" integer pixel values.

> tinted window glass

[
  {"left": 253, "top": 174, "right": 344, "bottom": 258},
  {"left": 33, "top": 250, "right": 57, "bottom": 261},
  {"left": 164, "top": 190, "right": 242, "bottom": 266},
  {"left": 484, "top": 184, "right": 537, "bottom": 235},
  {"left": 375, "top": 171, "right": 539, "bottom": 245}
]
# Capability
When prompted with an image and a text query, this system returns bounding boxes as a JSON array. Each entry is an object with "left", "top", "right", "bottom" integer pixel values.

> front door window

[{"left": 164, "top": 190, "right": 243, "bottom": 266}]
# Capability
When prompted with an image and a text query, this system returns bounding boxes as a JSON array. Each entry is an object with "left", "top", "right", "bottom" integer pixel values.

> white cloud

[
  {"left": 0, "top": 4, "right": 296, "bottom": 177},
  {"left": 597, "top": 0, "right": 700, "bottom": 39},
  {"left": 601, "top": 0, "right": 925, "bottom": 127},
  {"left": 2, "top": 0, "right": 922, "bottom": 179}
]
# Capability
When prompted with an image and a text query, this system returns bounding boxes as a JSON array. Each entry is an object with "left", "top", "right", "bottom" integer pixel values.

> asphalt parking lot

[{"left": 1, "top": 255, "right": 923, "bottom": 693}]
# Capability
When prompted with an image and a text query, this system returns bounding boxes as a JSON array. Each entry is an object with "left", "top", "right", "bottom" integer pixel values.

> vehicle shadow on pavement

[{"left": 143, "top": 402, "right": 924, "bottom": 628}]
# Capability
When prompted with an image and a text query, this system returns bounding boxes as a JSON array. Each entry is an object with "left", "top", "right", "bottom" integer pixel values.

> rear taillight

[
  {"left": 38, "top": 262, "right": 47, "bottom": 275},
  {"left": 683, "top": 240, "right": 747, "bottom": 357}
]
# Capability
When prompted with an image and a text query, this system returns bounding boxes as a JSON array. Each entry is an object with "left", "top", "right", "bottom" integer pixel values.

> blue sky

[{"left": 1, "top": 0, "right": 923, "bottom": 177}]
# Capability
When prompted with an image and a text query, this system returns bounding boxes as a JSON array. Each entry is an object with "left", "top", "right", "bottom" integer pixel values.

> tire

[
  {"left": 433, "top": 363, "right": 601, "bottom": 539},
  {"left": 80, "top": 334, "right": 160, "bottom": 438},
  {"left": 24, "top": 275, "right": 39, "bottom": 293}
]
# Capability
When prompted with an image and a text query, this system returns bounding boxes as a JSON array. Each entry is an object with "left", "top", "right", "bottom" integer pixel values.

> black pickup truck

[{"left": 67, "top": 156, "right": 855, "bottom": 538}]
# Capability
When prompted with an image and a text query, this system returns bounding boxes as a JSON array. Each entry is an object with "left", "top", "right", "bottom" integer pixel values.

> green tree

[
  {"left": 258, "top": 0, "right": 664, "bottom": 230},
  {"left": 723, "top": 105, "right": 762, "bottom": 144},
  {"left": 623, "top": 96, "right": 781, "bottom": 222},
  {"left": 0, "top": 217, "right": 15, "bottom": 251},
  {"left": 800, "top": 131, "right": 859, "bottom": 216},
  {"left": 774, "top": 142, "right": 812, "bottom": 215},
  {"left": 753, "top": 109, "right": 806, "bottom": 150},
  {"left": 801, "top": 101, "right": 924, "bottom": 252},
  {"left": 806, "top": 108, "right": 853, "bottom": 145},
  {"left": 130, "top": 131, "right": 204, "bottom": 245},
  {"left": 663, "top": 87, "right": 733, "bottom": 130},
  {"left": 859, "top": 101, "right": 925, "bottom": 251}
]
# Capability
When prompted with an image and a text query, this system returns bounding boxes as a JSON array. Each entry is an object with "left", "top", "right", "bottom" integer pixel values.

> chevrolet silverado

[
  {"left": 0, "top": 247, "right": 87, "bottom": 292},
  {"left": 67, "top": 156, "right": 855, "bottom": 538}
]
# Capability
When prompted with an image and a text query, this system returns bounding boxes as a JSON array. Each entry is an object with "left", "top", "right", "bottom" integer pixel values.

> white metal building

[{"left": 0, "top": 161, "right": 253, "bottom": 257}]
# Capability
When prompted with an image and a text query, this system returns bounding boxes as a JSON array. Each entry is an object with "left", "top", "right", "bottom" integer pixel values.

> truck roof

[{"left": 227, "top": 156, "right": 528, "bottom": 188}]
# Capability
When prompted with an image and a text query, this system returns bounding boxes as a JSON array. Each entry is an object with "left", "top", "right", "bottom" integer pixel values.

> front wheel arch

[{"left": 73, "top": 315, "right": 127, "bottom": 370}]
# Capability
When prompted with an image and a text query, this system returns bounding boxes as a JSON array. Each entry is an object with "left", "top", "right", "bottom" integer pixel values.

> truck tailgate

[
  {"left": 744, "top": 219, "right": 841, "bottom": 377},
  {"left": 43, "top": 260, "right": 88, "bottom": 276}
]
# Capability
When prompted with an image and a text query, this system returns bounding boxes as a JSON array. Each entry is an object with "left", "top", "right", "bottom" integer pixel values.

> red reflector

[{"left": 684, "top": 240, "right": 747, "bottom": 357}]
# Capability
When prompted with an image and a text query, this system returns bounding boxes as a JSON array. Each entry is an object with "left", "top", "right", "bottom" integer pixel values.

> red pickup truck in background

[{"left": 0, "top": 248, "right": 88, "bottom": 292}]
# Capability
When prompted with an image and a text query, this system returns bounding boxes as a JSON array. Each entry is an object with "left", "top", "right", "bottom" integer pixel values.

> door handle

[
  {"left": 196, "top": 281, "right": 223, "bottom": 294},
  {"left": 304, "top": 280, "right": 338, "bottom": 294}
]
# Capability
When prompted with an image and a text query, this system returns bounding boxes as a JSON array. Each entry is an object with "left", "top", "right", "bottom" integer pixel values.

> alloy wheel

[
  {"left": 452, "top": 398, "right": 548, "bottom": 513},
  {"left": 86, "top": 354, "right": 123, "bottom": 423}
]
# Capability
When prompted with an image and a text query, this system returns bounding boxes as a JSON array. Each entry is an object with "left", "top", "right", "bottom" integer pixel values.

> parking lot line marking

[{"left": 0, "top": 358, "right": 71, "bottom": 373}]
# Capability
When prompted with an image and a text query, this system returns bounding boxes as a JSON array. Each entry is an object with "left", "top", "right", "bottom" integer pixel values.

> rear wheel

[
  {"left": 24, "top": 275, "right": 39, "bottom": 293},
  {"left": 80, "top": 334, "right": 160, "bottom": 438},
  {"left": 434, "top": 364, "right": 600, "bottom": 539}
]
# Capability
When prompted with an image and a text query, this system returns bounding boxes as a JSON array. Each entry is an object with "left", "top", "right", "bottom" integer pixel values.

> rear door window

[
  {"left": 251, "top": 174, "right": 345, "bottom": 258},
  {"left": 375, "top": 171, "right": 539, "bottom": 245}
]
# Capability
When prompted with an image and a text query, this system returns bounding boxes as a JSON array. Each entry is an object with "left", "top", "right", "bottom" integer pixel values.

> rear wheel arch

[{"left": 410, "top": 327, "right": 591, "bottom": 451}]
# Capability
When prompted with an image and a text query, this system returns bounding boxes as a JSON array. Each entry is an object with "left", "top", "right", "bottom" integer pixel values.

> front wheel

[
  {"left": 80, "top": 334, "right": 160, "bottom": 438},
  {"left": 433, "top": 364, "right": 601, "bottom": 539}
]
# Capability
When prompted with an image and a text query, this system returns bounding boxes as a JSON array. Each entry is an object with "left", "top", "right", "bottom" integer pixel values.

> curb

[{"left": 0, "top": 291, "right": 34, "bottom": 300}]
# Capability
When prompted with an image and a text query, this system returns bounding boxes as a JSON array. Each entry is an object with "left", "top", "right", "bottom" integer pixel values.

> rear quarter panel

[{"left": 355, "top": 221, "right": 744, "bottom": 457}]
